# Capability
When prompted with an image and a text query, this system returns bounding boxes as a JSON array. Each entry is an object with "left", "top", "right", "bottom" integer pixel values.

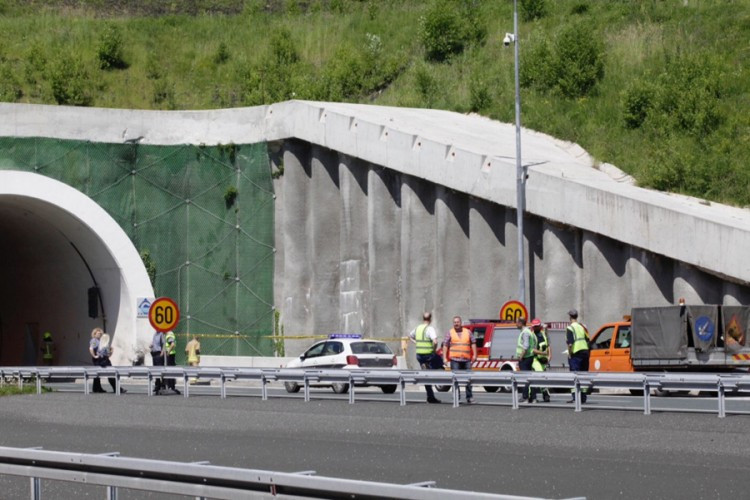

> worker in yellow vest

[
  {"left": 164, "top": 331, "right": 180, "bottom": 395},
  {"left": 516, "top": 317, "right": 537, "bottom": 403},
  {"left": 409, "top": 312, "right": 441, "bottom": 404},
  {"left": 442, "top": 315, "right": 477, "bottom": 405},
  {"left": 566, "top": 309, "right": 590, "bottom": 403},
  {"left": 531, "top": 319, "right": 551, "bottom": 403},
  {"left": 41, "top": 331, "right": 56, "bottom": 366}
]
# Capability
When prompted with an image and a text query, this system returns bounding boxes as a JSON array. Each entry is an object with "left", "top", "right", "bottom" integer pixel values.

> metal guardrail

[
  {"left": 0, "top": 446, "right": 577, "bottom": 500},
  {"left": 2, "top": 365, "right": 749, "bottom": 417}
]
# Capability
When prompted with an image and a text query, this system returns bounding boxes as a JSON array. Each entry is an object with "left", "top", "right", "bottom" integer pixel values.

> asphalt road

[{"left": 1, "top": 387, "right": 749, "bottom": 499}]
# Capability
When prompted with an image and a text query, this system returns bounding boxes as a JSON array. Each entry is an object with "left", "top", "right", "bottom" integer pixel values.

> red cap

[{"left": 530, "top": 318, "right": 542, "bottom": 327}]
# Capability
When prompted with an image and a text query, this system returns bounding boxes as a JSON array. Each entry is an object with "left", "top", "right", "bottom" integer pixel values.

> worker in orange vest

[{"left": 442, "top": 315, "right": 477, "bottom": 405}]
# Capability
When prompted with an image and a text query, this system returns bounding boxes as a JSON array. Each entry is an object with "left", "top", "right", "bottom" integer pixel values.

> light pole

[{"left": 504, "top": 0, "right": 525, "bottom": 305}]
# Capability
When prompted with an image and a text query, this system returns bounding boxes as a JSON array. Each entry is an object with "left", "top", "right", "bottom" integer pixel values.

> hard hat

[
  {"left": 530, "top": 319, "right": 542, "bottom": 327},
  {"left": 43, "top": 331, "right": 52, "bottom": 340}
]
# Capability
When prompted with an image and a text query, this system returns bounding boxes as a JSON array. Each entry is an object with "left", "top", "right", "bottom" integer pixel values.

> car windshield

[{"left": 351, "top": 342, "right": 392, "bottom": 355}]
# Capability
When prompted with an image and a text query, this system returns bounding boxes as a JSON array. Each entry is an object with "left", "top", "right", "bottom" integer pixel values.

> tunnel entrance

[{"left": 0, "top": 172, "right": 154, "bottom": 366}]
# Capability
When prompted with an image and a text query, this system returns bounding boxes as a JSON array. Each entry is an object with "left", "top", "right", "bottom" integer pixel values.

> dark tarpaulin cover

[
  {"left": 722, "top": 306, "right": 750, "bottom": 354},
  {"left": 631, "top": 306, "right": 687, "bottom": 360},
  {"left": 687, "top": 305, "right": 719, "bottom": 352}
]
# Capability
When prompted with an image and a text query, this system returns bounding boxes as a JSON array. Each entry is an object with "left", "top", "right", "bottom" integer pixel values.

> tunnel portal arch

[{"left": 0, "top": 171, "right": 155, "bottom": 366}]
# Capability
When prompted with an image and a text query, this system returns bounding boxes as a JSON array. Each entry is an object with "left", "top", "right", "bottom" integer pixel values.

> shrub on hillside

[
  {"left": 419, "top": 0, "right": 486, "bottom": 62},
  {"left": 469, "top": 72, "right": 491, "bottom": 112},
  {"left": 520, "top": 0, "right": 547, "bottom": 22},
  {"left": 553, "top": 23, "right": 604, "bottom": 98},
  {"left": 0, "top": 61, "right": 23, "bottom": 101},
  {"left": 49, "top": 55, "right": 93, "bottom": 106},
  {"left": 214, "top": 42, "right": 231, "bottom": 65},
  {"left": 622, "top": 80, "right": 654, "bottom": 129},
  {"left": 655, "top": 54, "right": 724, "bottom": 138},
  {"left": 622, "top": 53, "right": 725, "bottom": 138},
  {"left": 520, "top": 24, "right": 604, "bottom": 98},
  {"left": 97, "top": 25, "right": 128, "bottom": 70},
  {"left": 519, "top": 35, "right": 554, "bottom": 89}
]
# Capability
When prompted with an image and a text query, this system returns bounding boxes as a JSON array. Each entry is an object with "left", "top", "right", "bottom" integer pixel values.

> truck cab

[{"left": 588, "top": 319, "right": 634, "bottom": 372}]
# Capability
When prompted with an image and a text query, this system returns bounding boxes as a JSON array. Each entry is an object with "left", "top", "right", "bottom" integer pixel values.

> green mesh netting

[{"left": 0, "top": 137, "right": 276, "bottom": 362}]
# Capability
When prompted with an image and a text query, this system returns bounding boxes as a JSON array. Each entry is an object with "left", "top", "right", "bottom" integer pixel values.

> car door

[
  {"left": 589, "top": 326, "right": 614, "bottom": 372},
  {"left": 299, "top": 341, "right": 327, "bottom": 368},
  {"left": 317, "top": 341, "right": 345, "bottom": 368},
  {"left": 610, "top": 325, "right": 634, "bottom": 372}
]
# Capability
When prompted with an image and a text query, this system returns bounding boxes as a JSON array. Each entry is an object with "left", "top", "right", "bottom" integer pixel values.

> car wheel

[
  {"left": 483, "top": 386, "right": 499, "bottom": 393},
  {"left": 331, "top": 383, "right": 350, "bottom": 394},
  {"left": 380, "top": 385, "right": 397, "bottom": 394},
  {"left": 435, "top": 385, "right": 450, "bottom": 392},
  {"left": 284, "top": 382, "right": 300, "bottom": 393}
]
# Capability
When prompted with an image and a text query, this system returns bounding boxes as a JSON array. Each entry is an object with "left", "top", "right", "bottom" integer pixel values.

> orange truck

[{"left": 588, "top": 305, "right": 750, "bottom": 373}]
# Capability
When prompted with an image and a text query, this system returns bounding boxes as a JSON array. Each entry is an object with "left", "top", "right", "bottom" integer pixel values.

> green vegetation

[
  {"left": 0, "top": 0, "right": 748, "bottom": 206},
  {"left": 0, "top": 384, "right": 46, "bottom": 396}
]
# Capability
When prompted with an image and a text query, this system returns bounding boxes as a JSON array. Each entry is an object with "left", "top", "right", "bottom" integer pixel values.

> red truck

[{"left": 436, "top": 318, "right": 570, "bottom": 392}]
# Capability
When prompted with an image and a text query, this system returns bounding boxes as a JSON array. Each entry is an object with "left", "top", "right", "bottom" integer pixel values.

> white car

[{"left": 284, "top": 334, "right": 398, "bottom": 394}]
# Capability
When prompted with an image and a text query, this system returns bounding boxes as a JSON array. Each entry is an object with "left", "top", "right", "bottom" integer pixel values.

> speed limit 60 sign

[
  {"left": 499, "top": 300, "right": 528, "bottom": 322},
  {"left": 149, "top": 297, "right": 180, "bottom": 332}
]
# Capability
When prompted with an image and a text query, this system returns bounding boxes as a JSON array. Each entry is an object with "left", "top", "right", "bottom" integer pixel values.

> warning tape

[
  {"left": 172, "top": 333, "right": 408, "bottom": 341},
  {"left": 732, "top": 353, "right": 750, "bottom": 361}
]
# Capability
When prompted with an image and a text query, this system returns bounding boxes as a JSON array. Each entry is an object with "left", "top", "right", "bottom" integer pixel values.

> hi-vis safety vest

[
  {"left": 165, "top": 332, "right": 177, "bottom": 355},
  {"left": 535, "top": 330, "right": 549, "bottom": 363},
  {"left": 569, "top": 322, "right": 589, "bottom": 354},
  {"left": 42, "top": 342, "right": 54, "bottom": 360},
  {"left": 516, "top": 328, "right": 536, "bottom": 359},
  {"left": 415, "top": 324, "right": 435, "bottom": 355},
  {"left": 449, "top": 328, "right": 472, "bottom": 360}
]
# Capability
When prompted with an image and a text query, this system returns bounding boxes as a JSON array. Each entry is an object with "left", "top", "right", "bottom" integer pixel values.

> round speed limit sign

[
  {"left": 499, "top": 300, "right": 529, "bottom": 322},
  {"left": 149, "top": 297, "right": 180, "bottom": 332}
]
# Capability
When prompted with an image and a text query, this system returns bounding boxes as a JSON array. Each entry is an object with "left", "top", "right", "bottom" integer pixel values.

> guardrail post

[
  {"left": 303, "top": 376, "right": 310, "bottom": 402},
  {"left": 718, "top": 380, "right": 726, "bottom": 418},
  {"left": 452, "top": 376, "right": 459, "bottom": 408},
  {"left": 643, "top": 379, "right": 651, "bottom": 415},
  {"left": 261, "top": 374, "right": 269, "bottom": 401},
  {"left": 220, "top": 373, "right": 226, "bottom": 399},
  {"left": 349, "top": 374, "right": 355, "bottom": 405},
  {"left": 183, "top": 373, "right": 189, "bottom": 398},
  {"left": 84, "top": 372, "right": 89, "bottom": 395},
  {"left": 115, "top": 372, "right": 121, "bottom": 396},
  {"left": 107, "top": 485, "right": 118, "bottom": 500},
  {"left": 398, "top": 376, "right": 406, "bottom": 407},
  {"left": 511, "top": 376, "right": 519, "bottom": 410},
  {"left": 574, "top": 378, "right": 582, "bottom": 412},
  {"left": 36, "top": 373, "right": 42, "bottom": 395},
  {"left": 30, "top": 476, "right": 41, "bottom": 500}
]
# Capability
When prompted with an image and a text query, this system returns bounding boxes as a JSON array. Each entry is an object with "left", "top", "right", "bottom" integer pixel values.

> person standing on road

[
  {"left": 149, "top": 330, "right": 165, "bottom": 395},
  {"left": 531, "top": 319, "right": 551, "bottom": 403},
  {"left": 409, "top": 312, "right": 442, "bottom": 404},
  {"left": 516, "top": 317, "right": 537, "bottom": 403},
  {"left": 185, "top": 335, "right": 201, "bottom": 384},
  {"left": 442, "top": 316, "right": 477, "bottom": 405},
  {"left": 566, "top": 309, "right": 590, "bottom": 403},
  {"left": 164, "top": 330, "right": 180, "bottom": 394},
  {"left": 88, "top": 328, "right": 123, "bottom": 393},
  {"left": 41, "top": 331, "right": 56, "bottom": 366}
]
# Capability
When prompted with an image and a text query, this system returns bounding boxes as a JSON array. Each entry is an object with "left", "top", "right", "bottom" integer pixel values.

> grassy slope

[{"left": 0, "top": 0, "right": 748, "bottom": 205}]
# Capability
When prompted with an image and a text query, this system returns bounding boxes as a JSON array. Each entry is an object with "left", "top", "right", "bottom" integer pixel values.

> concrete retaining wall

[{"left": 276, "top": 140, "right": 750, "bottom": 356}]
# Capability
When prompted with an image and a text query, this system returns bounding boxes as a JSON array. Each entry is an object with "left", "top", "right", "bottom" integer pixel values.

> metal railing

[
  {"left": 2, "top": 365, "right": 749, "bottom": 417},
  {"left": 0, "top": 446, "right": 560, "bottom": 500}
]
